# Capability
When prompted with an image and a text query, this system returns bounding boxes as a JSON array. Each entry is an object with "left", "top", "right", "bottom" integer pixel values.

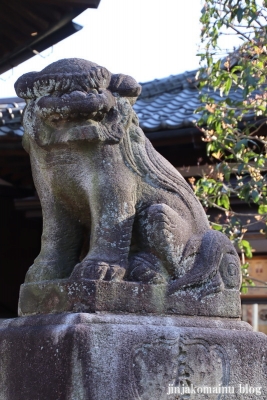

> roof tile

[
  {"left": 0, "top": 68, "right": 264, "bottom": 138},
  {"left": 0, "top": 100, "right": 25, "bottom": 137},
  {"left": 134, "top": 70, "right": 266, "bottom": 132}
]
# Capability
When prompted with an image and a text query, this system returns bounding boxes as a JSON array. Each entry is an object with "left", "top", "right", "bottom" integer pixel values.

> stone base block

[
  {"left": 18, "top": 279, "right": 241, "bottom": 318},
  {"left": 0, "top": 313, "right": 266, "bottom": 399}
]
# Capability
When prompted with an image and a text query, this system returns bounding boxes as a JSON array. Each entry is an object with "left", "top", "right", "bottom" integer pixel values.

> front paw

[
  {"left": 25, "top": 261, "right": 70, "bottom": 283},
  {"left": 70, "top": 260, "right": 126, "bottom": 282}
]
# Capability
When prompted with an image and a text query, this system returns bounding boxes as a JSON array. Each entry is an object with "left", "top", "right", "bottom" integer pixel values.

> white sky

[{"left": 0, "top": 0, "right": 204, "bottom": 98}]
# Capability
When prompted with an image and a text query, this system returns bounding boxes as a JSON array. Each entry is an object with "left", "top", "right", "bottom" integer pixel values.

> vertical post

[{"left": 252, "top": 303, "right": 258, "bottom": 332}]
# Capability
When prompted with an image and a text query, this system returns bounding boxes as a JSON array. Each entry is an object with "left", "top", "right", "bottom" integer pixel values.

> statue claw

[
  {"left": 70, "top": 260, "right": 126, "bottom": 281},
  {"left": 105, "top": 265, "right": 126, "bottom": 281},
  {"left": 129, "top": 264, "right": 166, "bottom": 285},
  {"left": 71, "top": 261, "right": 108, "bottom": 280}
]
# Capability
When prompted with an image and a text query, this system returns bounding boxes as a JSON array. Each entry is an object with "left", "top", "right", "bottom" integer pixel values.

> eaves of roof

[
  {"left": 134, "top": 70, "right": 262, "bottom": 134},
  {"left": 0, "top": 68, "right": 264, "bottom": 141},
  {"left": 0, "top": 0, "right": 101, "bottom": 75},
  {"left": 0, "top": 99, "right": 25, "bottom": 138}
]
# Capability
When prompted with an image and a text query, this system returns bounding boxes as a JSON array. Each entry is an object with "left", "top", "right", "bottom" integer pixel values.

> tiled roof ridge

[
  {"left": 139, "top": 69, "right": 198, "bottom": 99},
  {"left": 0, "top": 100, "right": 25, "bottom": 129},
  {"left": 0, "top": 97, "right": 25, "bottom": 104},
  {"left": 0, "top": 98, "right": 25, "bottom": 136}
]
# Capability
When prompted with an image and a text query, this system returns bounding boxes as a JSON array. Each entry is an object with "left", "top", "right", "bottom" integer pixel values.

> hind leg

[{"left": 128, "top": 204, "right": 191, "bottom": 283}]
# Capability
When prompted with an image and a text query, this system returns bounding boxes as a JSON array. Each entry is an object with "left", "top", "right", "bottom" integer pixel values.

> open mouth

[
  {"left": 48, "top": 109, "right": 107, "bottom": 126},
  {"left": 36, "top": 89, "right": 116, "bottom": 124}
]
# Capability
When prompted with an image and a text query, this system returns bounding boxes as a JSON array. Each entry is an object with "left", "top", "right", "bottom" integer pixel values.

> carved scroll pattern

[{"left": 130, "top": 335, "right": 230, "bottom": 400}]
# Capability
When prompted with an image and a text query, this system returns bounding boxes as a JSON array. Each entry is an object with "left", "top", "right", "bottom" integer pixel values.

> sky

[{"left": 0, "top": 0, "right": 204, "bottom": 98}]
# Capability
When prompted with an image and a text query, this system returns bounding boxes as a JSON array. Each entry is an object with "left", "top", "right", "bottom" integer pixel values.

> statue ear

[{"left": 108, "top": 74, "right": 142, "bottom": 97}]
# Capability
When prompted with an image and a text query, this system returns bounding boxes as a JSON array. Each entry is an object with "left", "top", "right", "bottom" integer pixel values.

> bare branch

[{"left": 228, "top": 23, "right": 255, "bottom": 43}]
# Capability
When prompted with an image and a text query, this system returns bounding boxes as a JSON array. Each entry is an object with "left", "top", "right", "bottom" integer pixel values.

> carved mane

[{"left": 121, "top": 112, "right": 204, "bottom": 219}]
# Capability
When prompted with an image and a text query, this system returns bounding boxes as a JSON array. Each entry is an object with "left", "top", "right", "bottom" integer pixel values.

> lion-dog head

[{"left": 15, "top": 58, "right": 142, "bottom": 150}]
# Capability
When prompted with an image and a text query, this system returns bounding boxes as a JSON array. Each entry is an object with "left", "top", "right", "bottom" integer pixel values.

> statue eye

[{"left": 227, "top": 263, "right": 237, "bottom": 276}]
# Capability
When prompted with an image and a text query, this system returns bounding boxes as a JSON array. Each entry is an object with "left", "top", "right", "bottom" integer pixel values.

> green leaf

[
  {"left": 231, "top": 66, "right": 243, "bottom": 73},
  {"left": 258, "top": 205, "right": 267, "bottom": 215},
  {"left": 217, "top": 194, "right": 230, "bottom": 210},
  {"left": 215, "top": 121, "right": 223, "bottom": 133},
  {"left": 212, "top": 224, "right": 223, "bottom": 231},
  {"left": 240, "top": 240, "right": 253, "bottom": 258},
  {"left": 225, "top": 78, "right": 232, "bottom": 94},
  {"left": 221, "top": 194, "right": 230, "bottom": 209},
  {"left": 238, "top": 163, "right": 244, "bottom": 174},
  {"left": 251, "top": 190, "right": 260, "bottom": 203},
  {"left": 237, "top": 8, "right": 244, "bottom": 23},
  {"left": 235, "top": 139, "right": 248, "bottom": 152},
  {"left": 240, "top": 285, "right": 248, "bottom": 294}
]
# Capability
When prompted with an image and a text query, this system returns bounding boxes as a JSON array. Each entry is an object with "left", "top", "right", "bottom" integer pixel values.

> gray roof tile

[
  {"left": 13, "top": 129, "right": 24, "bottom": 136},
  {"left": 135, "top": 70, "right": 266, "bottom": 132},
  {"left": 0, "top": 100, "right": 25, "bottom": 137},
  {"left": 0, "top": 68, "right": 264, "bottom": 139}
]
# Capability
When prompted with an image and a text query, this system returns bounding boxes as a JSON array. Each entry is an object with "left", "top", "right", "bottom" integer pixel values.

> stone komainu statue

[{"left": 15, "top": 58, "right": 241, "bottom": 297}]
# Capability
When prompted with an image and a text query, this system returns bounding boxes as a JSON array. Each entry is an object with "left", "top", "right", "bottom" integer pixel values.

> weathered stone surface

[
  {"left": 18, "top": 279, "right": 241, "bottom": 318},
  {"left": 0, "top": 313, "right": 266, "bottom": 400},
  {"left": 15, "top": 58, "right": 241, "bottom": 308},
  {"left": 12, "top": 58, "right": 260, "bottom": 400}
]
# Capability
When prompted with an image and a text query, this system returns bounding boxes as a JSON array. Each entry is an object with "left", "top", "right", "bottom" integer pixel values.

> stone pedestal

[
  {"left": 0, "top": 312, "right": 266, "bottom": 400},
  {"left": 18, "top": 279, "right": 241, "bottom": 318}
]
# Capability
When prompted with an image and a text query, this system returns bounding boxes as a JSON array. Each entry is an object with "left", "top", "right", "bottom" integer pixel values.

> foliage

[{"left": 194, "top": 0, "right": 267, "bottom": 292}]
